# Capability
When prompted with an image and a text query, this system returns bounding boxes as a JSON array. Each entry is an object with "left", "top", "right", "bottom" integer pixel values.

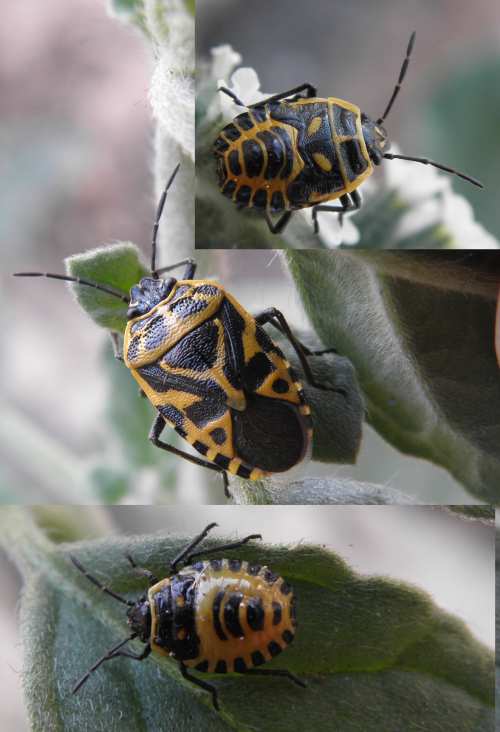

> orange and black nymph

[
  {"left": 214, "top": 32, "right": 483, "bottom": 235},
  {"left": 70, "top": 523, "right": 304, "bottom": 710}
]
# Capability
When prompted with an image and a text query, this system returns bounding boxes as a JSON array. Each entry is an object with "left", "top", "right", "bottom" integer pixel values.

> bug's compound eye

[{"left": 361, "top": 113, "right": 387, "bottom": 165}]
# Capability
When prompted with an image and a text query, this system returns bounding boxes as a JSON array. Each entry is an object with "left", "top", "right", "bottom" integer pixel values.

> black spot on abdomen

[{"left": 231, "top": 394, "right": 306, "bottom": 472}]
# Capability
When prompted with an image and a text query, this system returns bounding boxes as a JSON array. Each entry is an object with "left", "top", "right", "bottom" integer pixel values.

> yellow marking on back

[
  {"left": 313, "top": 152, "right": 333, "bottom": 172},
  {"left": 307, "top": 115, "right": 322, "bottom": 136},
  {"left": 297, "top": 97, "right": 373, "bottom": 206}
]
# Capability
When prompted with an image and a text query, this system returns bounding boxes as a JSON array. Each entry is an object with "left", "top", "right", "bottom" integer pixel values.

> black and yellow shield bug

[
  {"left": 14, "top": 166, "right": 339, "bottom": 496},
  {"left": 214, "top": 31, "right": 483, "bottom": 235},
  {"left": 70, "top": 523, "right": 304, "bottom": 710}
]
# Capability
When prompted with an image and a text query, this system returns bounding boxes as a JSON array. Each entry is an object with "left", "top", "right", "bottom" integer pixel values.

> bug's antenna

[
  {"left": 383, "top": 153, "right": 484, "bottom": 188},
  {"left": 70, "top": 556, "right": 135, "bottom": 606},
  {"left": 377, "top": 31, "right": 416, "bottom": 124},
  {"left": 151, "top": 163, "right": 181, "bottom": 278},
  {"left": 13, "top": 272, "right": 129, "bottom": 303},
  {"left": 72, "top": 634, "right": 137, "bottom": 694}
]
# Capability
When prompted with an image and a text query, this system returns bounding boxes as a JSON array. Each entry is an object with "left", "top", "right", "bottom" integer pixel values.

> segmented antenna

[
  {"left": 12, "top": 272, "right": 129, "bottom": 302},
  {"left": 151, "top": 163, "right": 181, "bottom": 277},
  {"left": 377, "top": 31, "right": 416, "bottom": 124},
  {"left": 383, "top": 152, "right": 483, "bottom": 188},
  {"left": 70, "top": 555, "right": 134, "bottom": 606}
]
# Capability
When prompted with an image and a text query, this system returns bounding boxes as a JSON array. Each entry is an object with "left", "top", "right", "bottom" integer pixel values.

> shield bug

[
  {"left": 214, "top": 31, "right": 483, "bottom": 235},
  {"left": 70, "top": 523, "right": 304, "bottom": 710},
  {"left": 15, "top": 166, "right": 340, "bottom": 496}
]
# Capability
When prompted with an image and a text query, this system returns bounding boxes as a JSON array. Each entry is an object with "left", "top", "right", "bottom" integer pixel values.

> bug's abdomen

[
  {"left": 214, "top": 98, "right": 372, "bottom": 212},
  {"left": 214, "top": 105, "right": 301, "bottom": 213},
  {"left": 173, "top": 560, "right": 297, "bottom": 673}
]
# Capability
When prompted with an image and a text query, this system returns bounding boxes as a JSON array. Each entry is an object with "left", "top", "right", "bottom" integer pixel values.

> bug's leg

[
  {"left": 109, "top": 643, "right": 152, "bottom": 662},
  {"left": 154, "top": 258, "right": 197, "bottom": 280},
  {"left": 251, "top": 83, "right": 317, "bottom": 107},
  {"left": 243, "top": 667, "right": 306, "bottom": 688},
  {"left": 179, "top": 662, "right": 220, "bottom": 711},
  {"left": 264, "top": 210, "right": 293, "bottom": 235},
  {"left": 311, "top": 190, "right": 361, "bottom": 235},
  {"left": 149, "top": 415, "right": 230, "bottom": 498},
  {"left": 218, "top": 86, "right": 247, "bottom": 107},
  {"left": 183, "top": 533, "right": 262, "bottom": 567},
  {"left": 254, "top": 308, "right": 344, "bottom": 393},
  {"left": 72, "top": 635, "right": 148, "bottom": 693},
  {"left": 109, "top": 332, "right": 124, "bottom": 361},
  {"left": 255, "top": 318, "right": 336, "bottom": 358},
  {"left": 171, "top": 522, "right": 225, "bottom": 572},
  {"left": 126, "top": 554, "right": 159, "bottom": 586}
]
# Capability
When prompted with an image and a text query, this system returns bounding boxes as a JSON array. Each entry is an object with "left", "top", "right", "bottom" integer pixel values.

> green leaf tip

[{"left": 65, "top": 242, "right": 148, "bottom": 332}]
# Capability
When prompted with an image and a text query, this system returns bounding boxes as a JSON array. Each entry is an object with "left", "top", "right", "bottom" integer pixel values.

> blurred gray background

[
  {"left": 1, "top": 0, "right": 152, "bottom": 501},
  {"left": 197, "top": 0, "right": 500, "bottom": 240}
]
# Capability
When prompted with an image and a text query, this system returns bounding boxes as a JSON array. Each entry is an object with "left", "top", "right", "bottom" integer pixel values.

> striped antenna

[
  {"left": 13, "top": 272, "right": 129, "bottom": 302},
  {"left": 151, "top": 163, "right": 181, "bottom": 277},
  {"left": 377, "top": 31, "right": 416, "bottom": 124},
  {"left": 383, "top": 153, "right": 483, "bottom": 188}
]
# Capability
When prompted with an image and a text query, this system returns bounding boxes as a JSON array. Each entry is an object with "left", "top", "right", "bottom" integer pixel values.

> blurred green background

[{"left": 197, "top": 0, "right": 500, "bottom": 241}]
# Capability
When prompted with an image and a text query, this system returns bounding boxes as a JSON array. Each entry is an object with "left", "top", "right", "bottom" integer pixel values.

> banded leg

[
  {"left": 243, "top": 667, "right": 306, "bottom": 688},
  {"left": 126, "top": 554, "right": 159, "bottom": 586},
  {"left": 180, "top": 662, "right": 220, "bottom": 711},
  {"left": 264, "top": 209, "right": 293, "bottom": 235},
  {"left": 149, "top": 415, "right": 230, "bottom": 498},
  {"left": 254, "top": 308, "right": 344, "bottom": 393},
  {"left": 72, "top": 637, "right": 151, "bottom": 694},
  {"left": 312, "top": 190, "right": 361, "bottom": 235}
]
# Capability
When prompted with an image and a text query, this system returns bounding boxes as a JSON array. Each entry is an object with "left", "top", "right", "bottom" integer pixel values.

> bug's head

[
  {"left": 126, "top": 596, "right": 152, "bottom": 642},
  {"left": 361, "top": 114, "right": 390, "bottom": 166},
  {"left": 127, "top": 276, "right": 176, "bottom": 319}
]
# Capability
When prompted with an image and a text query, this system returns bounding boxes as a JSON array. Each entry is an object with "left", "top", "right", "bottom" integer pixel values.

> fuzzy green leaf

[
  {"left": 3, "top": 512, "right": 493, "bottom": 731},
  {"left": 231, "top": 478, "right": 414, "bottom": 505},
  {"left": 287, "top": 250, "right": 500, "bottom": 503},
  {"left": 66, "top": 242, "right": 148, "bottom": 332},
  {"left": 272, "top": 333, "right": 364, "bottom": 465}
]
